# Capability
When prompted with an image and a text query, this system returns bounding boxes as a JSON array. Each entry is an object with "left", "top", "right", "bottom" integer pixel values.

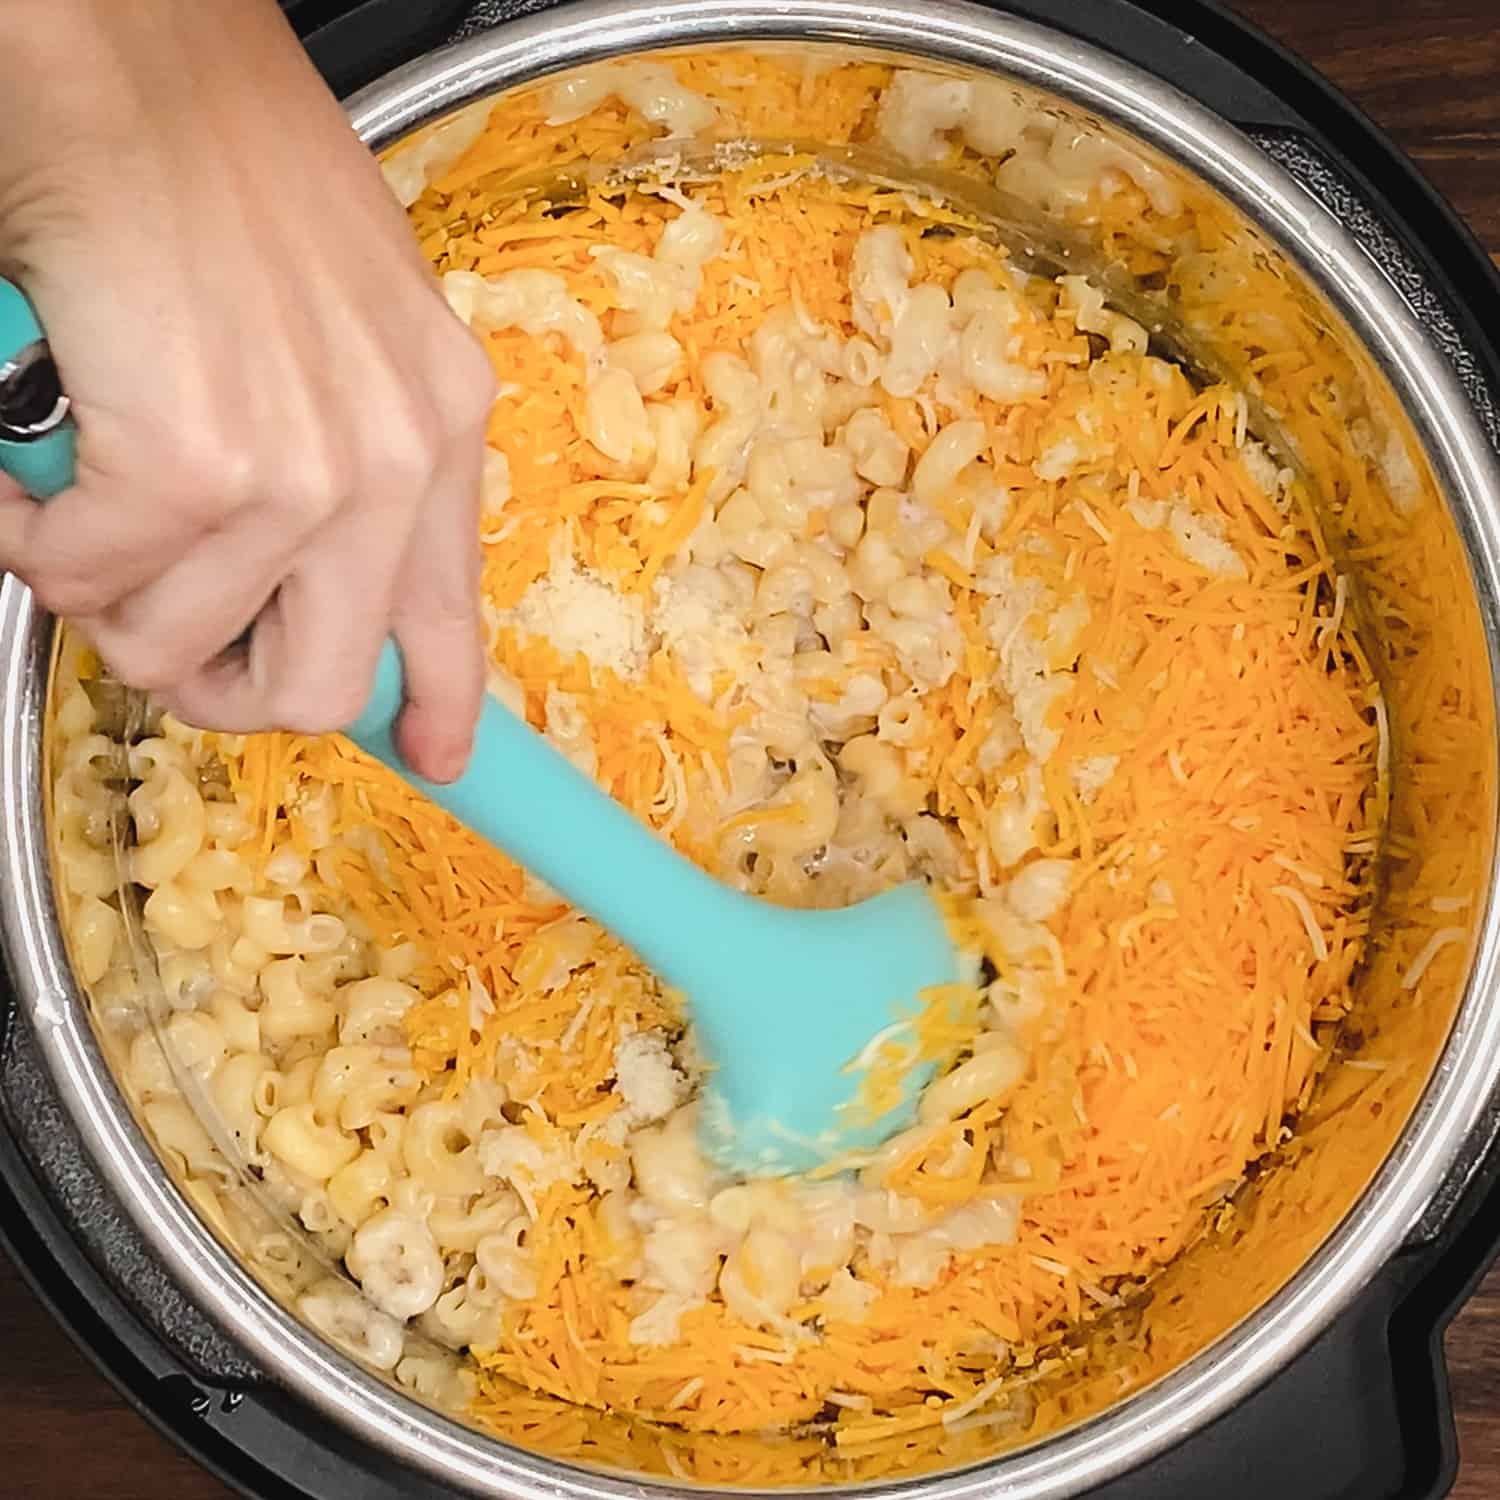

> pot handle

[
  {"left": 284, "top": 0, "right": 478, "bottom": 98},
  {"left": 1081, "top": 1254, "right": 1456, "bottom": 1500}
]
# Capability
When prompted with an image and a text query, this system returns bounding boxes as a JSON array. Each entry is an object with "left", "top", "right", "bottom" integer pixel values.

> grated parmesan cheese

[
  {"left": 1167, "top": 504, "right": 1248, "bottom": 580},
  {"left": 1070, "top": 754, "right": 1119, "bottom": 804},
  {"left": 505, "top": 551, "right": 650, "bottom": 680},
  {"left": 614, "top": 1030, "right": 688, "bottom": 1127}
]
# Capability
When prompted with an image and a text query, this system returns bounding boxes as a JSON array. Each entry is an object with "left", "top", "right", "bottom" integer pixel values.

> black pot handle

[
  {"left": 281, "top": 0, "right": 476, "bottom": 97},
  {"left": 1080, "top": 1255, "right": 1451, "bottom": 1500},
  {"left": 1075, "top": 1134, "right": 1500, "bottom": 1500}
]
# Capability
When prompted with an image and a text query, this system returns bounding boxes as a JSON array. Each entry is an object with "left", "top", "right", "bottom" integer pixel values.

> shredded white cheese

[{"left": 505, "top": 552, "right": 650, "bottom": 681}]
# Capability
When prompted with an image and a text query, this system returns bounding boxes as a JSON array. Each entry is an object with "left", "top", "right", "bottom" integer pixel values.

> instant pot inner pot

[{"left": 23, "top": 17, "right": 1500, "bottom": 1499}]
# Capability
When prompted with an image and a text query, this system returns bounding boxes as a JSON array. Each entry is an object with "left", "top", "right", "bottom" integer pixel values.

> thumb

[{"left": 0, "top": 478, "right": 38, "bottom": 576}]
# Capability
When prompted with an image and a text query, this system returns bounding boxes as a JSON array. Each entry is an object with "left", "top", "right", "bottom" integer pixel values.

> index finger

[
  {"left": 389, "top": 430, "right": 487, "bottom": 783},
  {"left": 0, "top": 474, "right": 214, "bottom": 616}
]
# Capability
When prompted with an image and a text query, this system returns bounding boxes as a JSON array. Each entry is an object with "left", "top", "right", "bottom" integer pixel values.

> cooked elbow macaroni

[{"left": 50, "top": 50, "right": 1383, "bottom": 1474}]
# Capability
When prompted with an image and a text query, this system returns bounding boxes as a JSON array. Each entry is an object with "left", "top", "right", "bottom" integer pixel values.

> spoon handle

[
  {"left": 0, "top": 281, "right": 76, "bottom": 500},
  {"left": 345, "top": 640, "right": 749, "bottom": 994},
  {"left": 0, "top": 276, "right": 747, "bottom": 1001}
]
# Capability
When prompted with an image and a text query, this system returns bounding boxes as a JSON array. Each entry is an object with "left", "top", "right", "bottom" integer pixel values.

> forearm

[{"left": 0, "top": 0, "right": 299, "bottom": 85}]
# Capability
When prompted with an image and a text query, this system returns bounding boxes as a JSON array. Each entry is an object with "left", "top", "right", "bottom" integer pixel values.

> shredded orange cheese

[{"left": 192, "top": 48, "right": 1411, "bottom": 1485}]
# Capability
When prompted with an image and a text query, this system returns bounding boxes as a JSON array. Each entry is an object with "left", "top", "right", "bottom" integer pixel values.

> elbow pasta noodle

[
  {"left": 911, "top": 419, "right": 986, "bottom": 505},
  {"left": 143, "top": 879, "right": 222, "bottom": 952},
  {"left": 46, "top": 51, "right": 1396, "bottom": 1485},
  {"left": 259, "top": 959, "right": 339, "bottom": 1049},
  {"left": 210, "top": 1051, "right": 273, "bottom": 1160},
  {"left": 128, "top": 764, "right": 206, "bottom": 887},
  {"left": 71, "top": 894, "right": 122, "bottom": 984},
  {"left": 403, "top": 1101, "right": 486, "bottom": 1199},
  {"left": 347, "top": 1207, "right": 446, "bottom": 1320},
  {"left": 262, "top": 1101, "right": 362, "bottom": 1182},
  {"left": 241, "top": 895, "right": 346, "bottom": 955}
]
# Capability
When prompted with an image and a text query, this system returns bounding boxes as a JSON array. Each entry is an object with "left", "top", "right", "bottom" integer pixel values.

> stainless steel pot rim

[{"left": 4, "top": 2, "right": 1500, "bottom": 1497}]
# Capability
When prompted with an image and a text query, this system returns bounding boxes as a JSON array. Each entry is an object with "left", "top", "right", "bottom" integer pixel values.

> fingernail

[{"left": 432, "top": 741, "right": 471, "bottom": 785}]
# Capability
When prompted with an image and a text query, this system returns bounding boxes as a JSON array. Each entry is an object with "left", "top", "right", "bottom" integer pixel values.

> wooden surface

[{"left": 2, "top": 4, "right": 1499, "bottom": 1497}]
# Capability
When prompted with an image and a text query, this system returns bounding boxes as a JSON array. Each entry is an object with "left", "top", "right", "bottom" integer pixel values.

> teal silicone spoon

[
  {"left": 0, "top": 281, "right": 75, "bottom": 500},
  {"left": 0, "top": 277, "right": 964, "bottom": 1175}
]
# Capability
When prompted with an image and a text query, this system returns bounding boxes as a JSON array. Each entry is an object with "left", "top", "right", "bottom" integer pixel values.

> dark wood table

[{"left": 2, "top": 3, "right": 1498, "bottom": 1497}]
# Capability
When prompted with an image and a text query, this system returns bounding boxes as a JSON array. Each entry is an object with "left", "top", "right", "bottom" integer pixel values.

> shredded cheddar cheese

[
  {"left": 217, "top": 86, "right": 1385, "bottom": 1460},
  {"left": 59, "top": 46, "right": 1483, "bottom": 1492},
  {"left": 327, "top": 80, "right": 1367, "bottom": 1449}
]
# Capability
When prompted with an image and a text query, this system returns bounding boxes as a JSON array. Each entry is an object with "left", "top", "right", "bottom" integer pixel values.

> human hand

[{"left": 0, "top": 0, "right": 495, "bottom": 781}]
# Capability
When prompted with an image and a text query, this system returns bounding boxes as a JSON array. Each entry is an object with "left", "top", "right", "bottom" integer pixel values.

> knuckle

[
  {"left": 30, "top": 567, "right": 115, "bottom": 619},
  {"left": 276, "top": 437, "right": 357, "bottom": 523},
  {"left": 269, "top": 700, "right": 336, "bottom": 737},
  {"left": 273, "top": 674, "right": 368, "bottom": 735},
  {"left": 458, "top": 342, "right": 500, "bottom": 406},
  {"left": 97, "top": 635, "right": 197, "bottom": 695},
  {"left": 436, "top": 336, "right": 498, "bottom": 425},
  {"left": 169, "top": 430, "right": 258, "bottom": 512},
  {"left": 433, "top": 587, "right": 483, "bottom": 630},
  {"left": 397, "top": 587, "right": 481, "bottom": 647},
  {"left": 375, "top": 411, "right": 441, "bottom": 488},
  {"left": 461, "top": 381, "right": 499, "bottom": 431},
  {"left": 326, "top": 675, "right": 373, "bottom": 728},
  {"left": 405, "top": 641, "right": 484, "bottom": 721},
  {"left": 153, "top": 689, "right": 207, "bottom": 730}
]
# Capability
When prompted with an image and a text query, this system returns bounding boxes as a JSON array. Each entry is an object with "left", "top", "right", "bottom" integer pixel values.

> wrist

[
  {"left": 0, "top": 0, "right": 301, "bottom": 116},
  {"left": 0, "top": 0, "right": 313, "bottom": 268},
  {"left": 0, "top": 3, "right": 121, "bottom": 269}
]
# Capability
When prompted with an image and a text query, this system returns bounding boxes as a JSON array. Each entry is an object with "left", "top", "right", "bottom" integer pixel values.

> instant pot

[{"left": 4, "top": 1, "right": 1500, "bottom": 1498}]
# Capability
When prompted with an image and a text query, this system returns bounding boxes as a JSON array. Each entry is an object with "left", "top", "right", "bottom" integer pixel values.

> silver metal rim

[
  {"left": 5, "top": 2, "right": 1500, "bottom": 1496},
  {"left": 0, "top": 342, "right": 70, "bottom": 442}
]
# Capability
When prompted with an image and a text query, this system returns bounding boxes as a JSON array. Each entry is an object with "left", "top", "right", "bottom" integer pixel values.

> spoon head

[{"left": 694, "top": 882, "right": 970, "bottom": 1176}]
